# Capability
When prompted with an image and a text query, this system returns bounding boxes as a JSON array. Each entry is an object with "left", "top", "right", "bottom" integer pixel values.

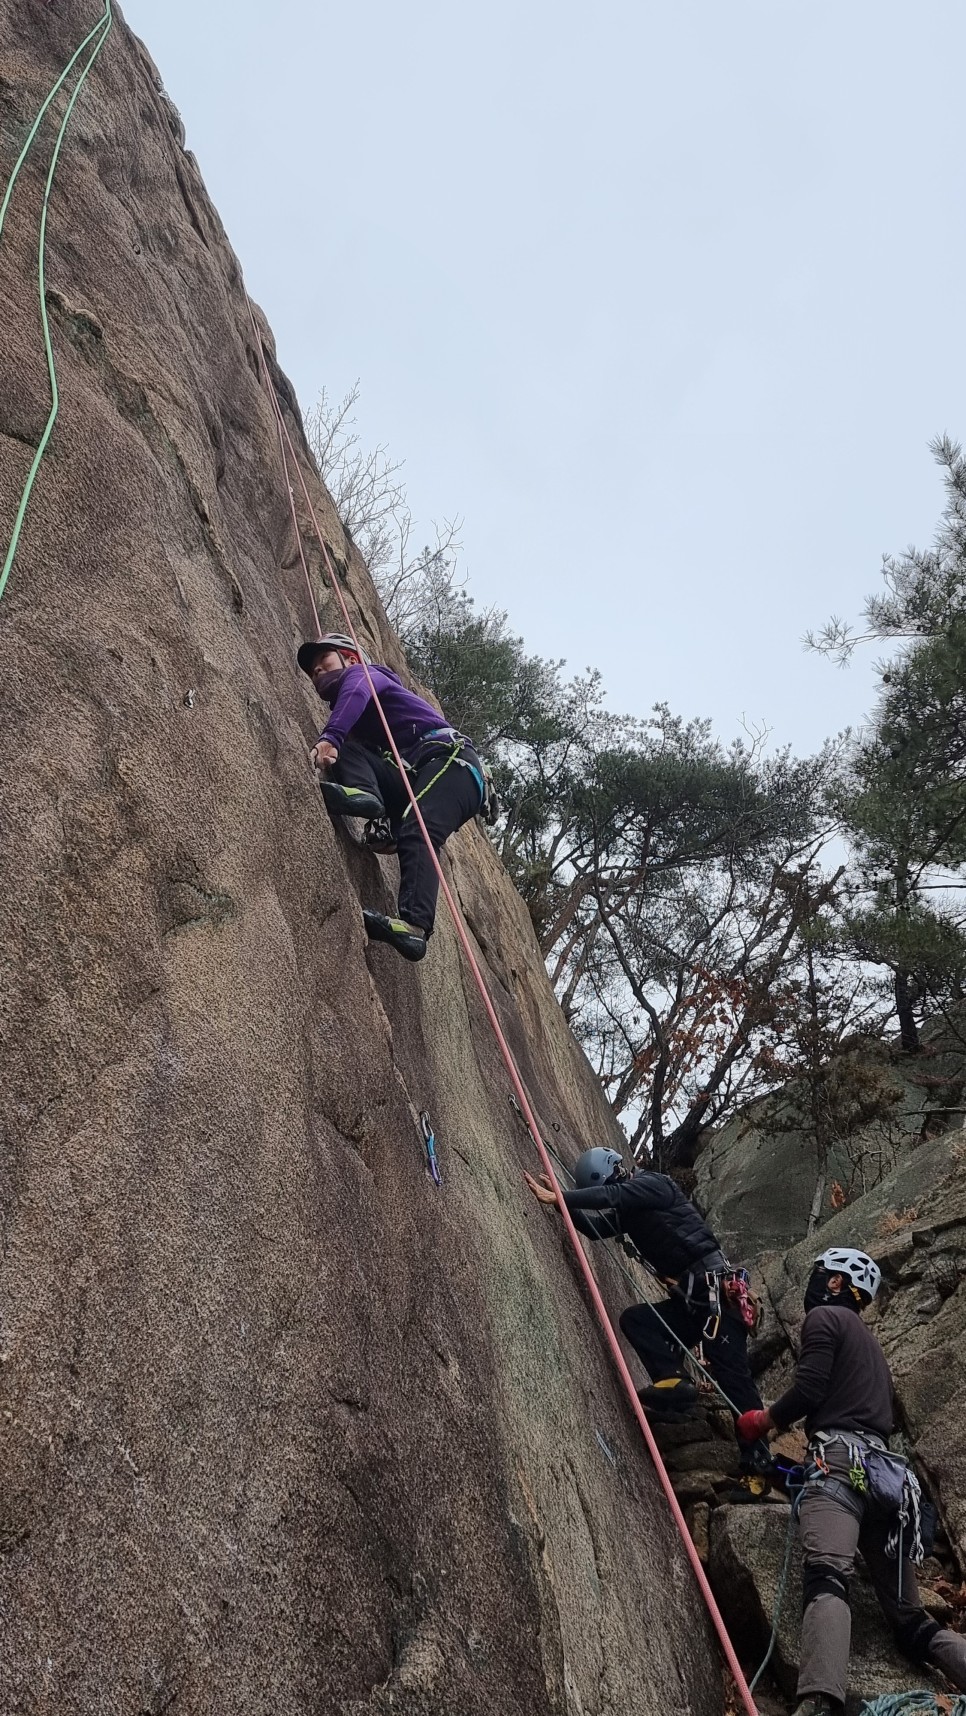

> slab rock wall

[{"left": 0, "top": 7, "right": 725, "bottom": 1714}]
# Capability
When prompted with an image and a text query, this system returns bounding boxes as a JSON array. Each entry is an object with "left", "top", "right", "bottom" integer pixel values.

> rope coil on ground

[
  {"left": 249, "top": 304, "right": 761, "bottom": 1716},
  {"left": 860, "top": 1696, "right": 966, "bottom": 1714}
]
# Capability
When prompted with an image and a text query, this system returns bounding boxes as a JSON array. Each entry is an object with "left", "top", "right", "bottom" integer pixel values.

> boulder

[
  {"left": 709, "top": 1505, "right": 927, "bottom": 1714},
  {"left": 696, "top": 1024, "right": 966, "bottom": 1267}
]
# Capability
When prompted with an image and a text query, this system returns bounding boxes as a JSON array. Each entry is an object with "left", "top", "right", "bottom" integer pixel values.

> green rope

[
  {"left": 860, "top": 1698, "right": 966, "bottom": 1714},
  {"left": 0, "top": 2, "right": 114, "bottom": 607},
  {"left": 748, "top": 1502, "right": 797, "bottom": 1692}
]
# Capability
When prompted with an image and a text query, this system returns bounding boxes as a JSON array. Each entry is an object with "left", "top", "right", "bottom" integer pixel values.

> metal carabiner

[
  {"left": 420, "top": 1111, "right": 441, "bottom": 1187},
  {"left": 702, "top": 1270, "right": 723, "bottom": 1342}
]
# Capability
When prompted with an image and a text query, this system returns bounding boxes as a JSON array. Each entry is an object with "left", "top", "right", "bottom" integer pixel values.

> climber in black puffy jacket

[{"left": 525, "top": 1147, "right": 763, "bottom": 1422}]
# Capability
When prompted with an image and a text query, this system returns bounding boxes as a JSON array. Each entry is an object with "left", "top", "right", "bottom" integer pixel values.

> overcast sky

[{"left": 122, "top": 0, "right": 966, "bottom": 756}]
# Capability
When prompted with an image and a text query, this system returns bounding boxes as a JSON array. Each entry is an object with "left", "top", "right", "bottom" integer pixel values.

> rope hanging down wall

[
  {"left": 0, "top": 1, "right": 114, "bottom": 607},
  {"left": 249, "top": 303, "right": 762, "bottom": 1716}
]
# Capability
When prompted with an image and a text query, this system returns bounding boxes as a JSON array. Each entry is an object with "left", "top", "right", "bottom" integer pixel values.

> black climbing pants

[
  {"left": 334, "top": 737, "right": 483, "bottom": 933},
  {"left": 619, "top": 1290, "right": 762, "bottom": 1415},
  {"left": 797, "top": 1439, "right": 966, "bottom": 1705}
]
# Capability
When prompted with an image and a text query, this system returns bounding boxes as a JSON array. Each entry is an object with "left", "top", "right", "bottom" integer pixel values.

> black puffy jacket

[{"left": 563, "top": 1171, "right": 726, "bottom": 1279}]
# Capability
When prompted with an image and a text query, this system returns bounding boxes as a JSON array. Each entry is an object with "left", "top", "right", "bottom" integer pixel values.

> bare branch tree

[{"left": 305, "top": 383, "right": 465, "bottom": 636}]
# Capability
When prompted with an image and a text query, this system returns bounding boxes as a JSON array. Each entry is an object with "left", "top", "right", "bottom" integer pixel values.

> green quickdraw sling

[{"left": 387, "top": 728, "right": 488, "bottom": 822}]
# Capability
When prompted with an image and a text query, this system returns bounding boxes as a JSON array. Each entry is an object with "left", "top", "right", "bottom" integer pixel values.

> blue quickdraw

[{"left": 419, "top": 1111, "right": 441, "bottom": 1187}]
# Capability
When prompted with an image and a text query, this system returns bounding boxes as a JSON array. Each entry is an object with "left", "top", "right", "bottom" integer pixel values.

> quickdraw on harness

[
  {"left": 806, "top": 1430, "right": 927, "bottom": 1588},
  {"left": 662, "top": 1263, "right": 761, "bottom": 1348},
  {"left": 722, "top": 1267, "right": 762, "bottom": 1332}
]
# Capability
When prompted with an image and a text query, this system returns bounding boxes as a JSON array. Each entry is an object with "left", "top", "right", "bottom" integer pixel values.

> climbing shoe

[
  {"left": 363, "top": 818, "right": 397, "bottom": 855},
  {"left": 638, "top": 1378, "right": 699, "bottom": 1416},
  {"left": 320, "top": 781, "right": 386, "bottom": 819},
  {"left": 362, "top": 909, "right": 428, "bottom": 962},
  {"left": 721, "top": 1473, "right": 770, "bottom": 1504},
  {"left": 791, "top": 1700, "right": 843, "bottom": 1716}
]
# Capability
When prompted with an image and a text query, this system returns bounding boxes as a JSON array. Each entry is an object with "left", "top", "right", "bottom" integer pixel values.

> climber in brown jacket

[{"left": 737, "top": 1246, "right": 966, "bottom": 1716}]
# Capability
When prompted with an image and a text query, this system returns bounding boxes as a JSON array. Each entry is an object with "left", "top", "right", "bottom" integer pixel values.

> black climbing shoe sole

[
  {"left": 721, "top": 1481, "right": 770, "bottom": 1505},
  {"left": 363, "top": 818, "right": 397, "bottom": 855},
  {"left": 320, "top": 782, "right": 386, "bottom": 819},
  {"left": 638, "top": 1381, "right": 699, "bottom": 1412},
  {"left": 362, "top": 909, "right": 428, "bottom": 962}
]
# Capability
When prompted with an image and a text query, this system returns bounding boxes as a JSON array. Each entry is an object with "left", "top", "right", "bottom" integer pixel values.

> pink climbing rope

[
  {"left": 248, "top": 301, "right": 760, "bottom": 1716},
  {"left": 248, "top": 302, "right": 322, "bottom": 640}
]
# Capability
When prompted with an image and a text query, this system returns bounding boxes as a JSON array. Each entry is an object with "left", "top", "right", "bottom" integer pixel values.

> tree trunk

[
  {"left": 806, "top": 1162, "right": 827, "bottom": 1237},
  {"left": 894, "top": 858, "right": 920, "bottom": 1053},
  {"left": 895, "top": 968, "right": 920, "bottom": 1054}
]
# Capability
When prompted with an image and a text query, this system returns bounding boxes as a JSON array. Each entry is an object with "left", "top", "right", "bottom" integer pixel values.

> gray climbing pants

[{"left": 797, "top": 1441, "right": 966, "bottom": 1705}]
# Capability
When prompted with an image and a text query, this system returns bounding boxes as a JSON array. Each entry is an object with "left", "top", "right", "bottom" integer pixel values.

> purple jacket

[{"left": 318, "top": 664, "right": 450, "bottom": 760}]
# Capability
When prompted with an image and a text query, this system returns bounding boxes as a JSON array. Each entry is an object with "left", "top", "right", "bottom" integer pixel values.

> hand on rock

[
  {"left": 523, "top": 1170, "right": 558, "bottom": 1206},
  {"left": 312, "top": 740, "right": 339, "bottom": 772}
]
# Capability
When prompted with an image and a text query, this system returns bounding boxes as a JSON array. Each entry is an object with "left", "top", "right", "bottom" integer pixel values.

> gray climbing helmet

[
  {"left": 297, "top": 633, "right": 372, "bottom": 675},
  {"left": 574, "top": 1147, "right": 624, "bottom": 1188}
]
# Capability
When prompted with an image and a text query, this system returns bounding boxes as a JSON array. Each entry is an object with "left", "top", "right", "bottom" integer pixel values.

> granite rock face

[
  {"left": 0, "top": 9, "right": 723, "bottom": 1715},
  {"left": 696, "top": 1023, "right": 966, "bottom": 1266}
]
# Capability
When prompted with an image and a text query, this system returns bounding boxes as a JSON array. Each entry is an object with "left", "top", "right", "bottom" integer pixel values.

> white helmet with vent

[{"left": 814, "top": 1247, "right": 881, "bottom": 1302}]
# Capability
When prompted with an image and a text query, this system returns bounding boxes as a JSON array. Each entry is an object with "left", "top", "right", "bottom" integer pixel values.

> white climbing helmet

[{"left": 814, "top": 1247, "right": 881, "bottom": 1302}]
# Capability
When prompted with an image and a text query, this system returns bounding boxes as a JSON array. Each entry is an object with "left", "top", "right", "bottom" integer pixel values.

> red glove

[{"left": 736, "top": 1409, "right": 772, "bottom": 1443}]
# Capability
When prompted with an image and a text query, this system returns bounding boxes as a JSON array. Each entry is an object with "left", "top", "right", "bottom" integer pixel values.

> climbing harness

[
  {"left": 398, "top": 740, "right": 469, "bottom": 820},
  {"left": 808, "top": 1431, "right": 926, "bottom": 1589},
  {"left": 0, "top": 1, "right": 114, "bottom": 606},
  {"left": 416, "top": 728, "right": 498, "bottom": 826},
  {"left": 385, "top": 730, "right": 486, "bottom": 823},
  {"left": 419, "top": 1111, "right": 441, "bottom": 1187},
  {"left": 251, "top": 310, "right": 761, "bottom": 1716}
]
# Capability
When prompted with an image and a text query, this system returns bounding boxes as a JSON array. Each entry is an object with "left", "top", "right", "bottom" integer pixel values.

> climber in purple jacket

[{"left": 298, "top": 633, "right": 485, "bottom": 961}]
